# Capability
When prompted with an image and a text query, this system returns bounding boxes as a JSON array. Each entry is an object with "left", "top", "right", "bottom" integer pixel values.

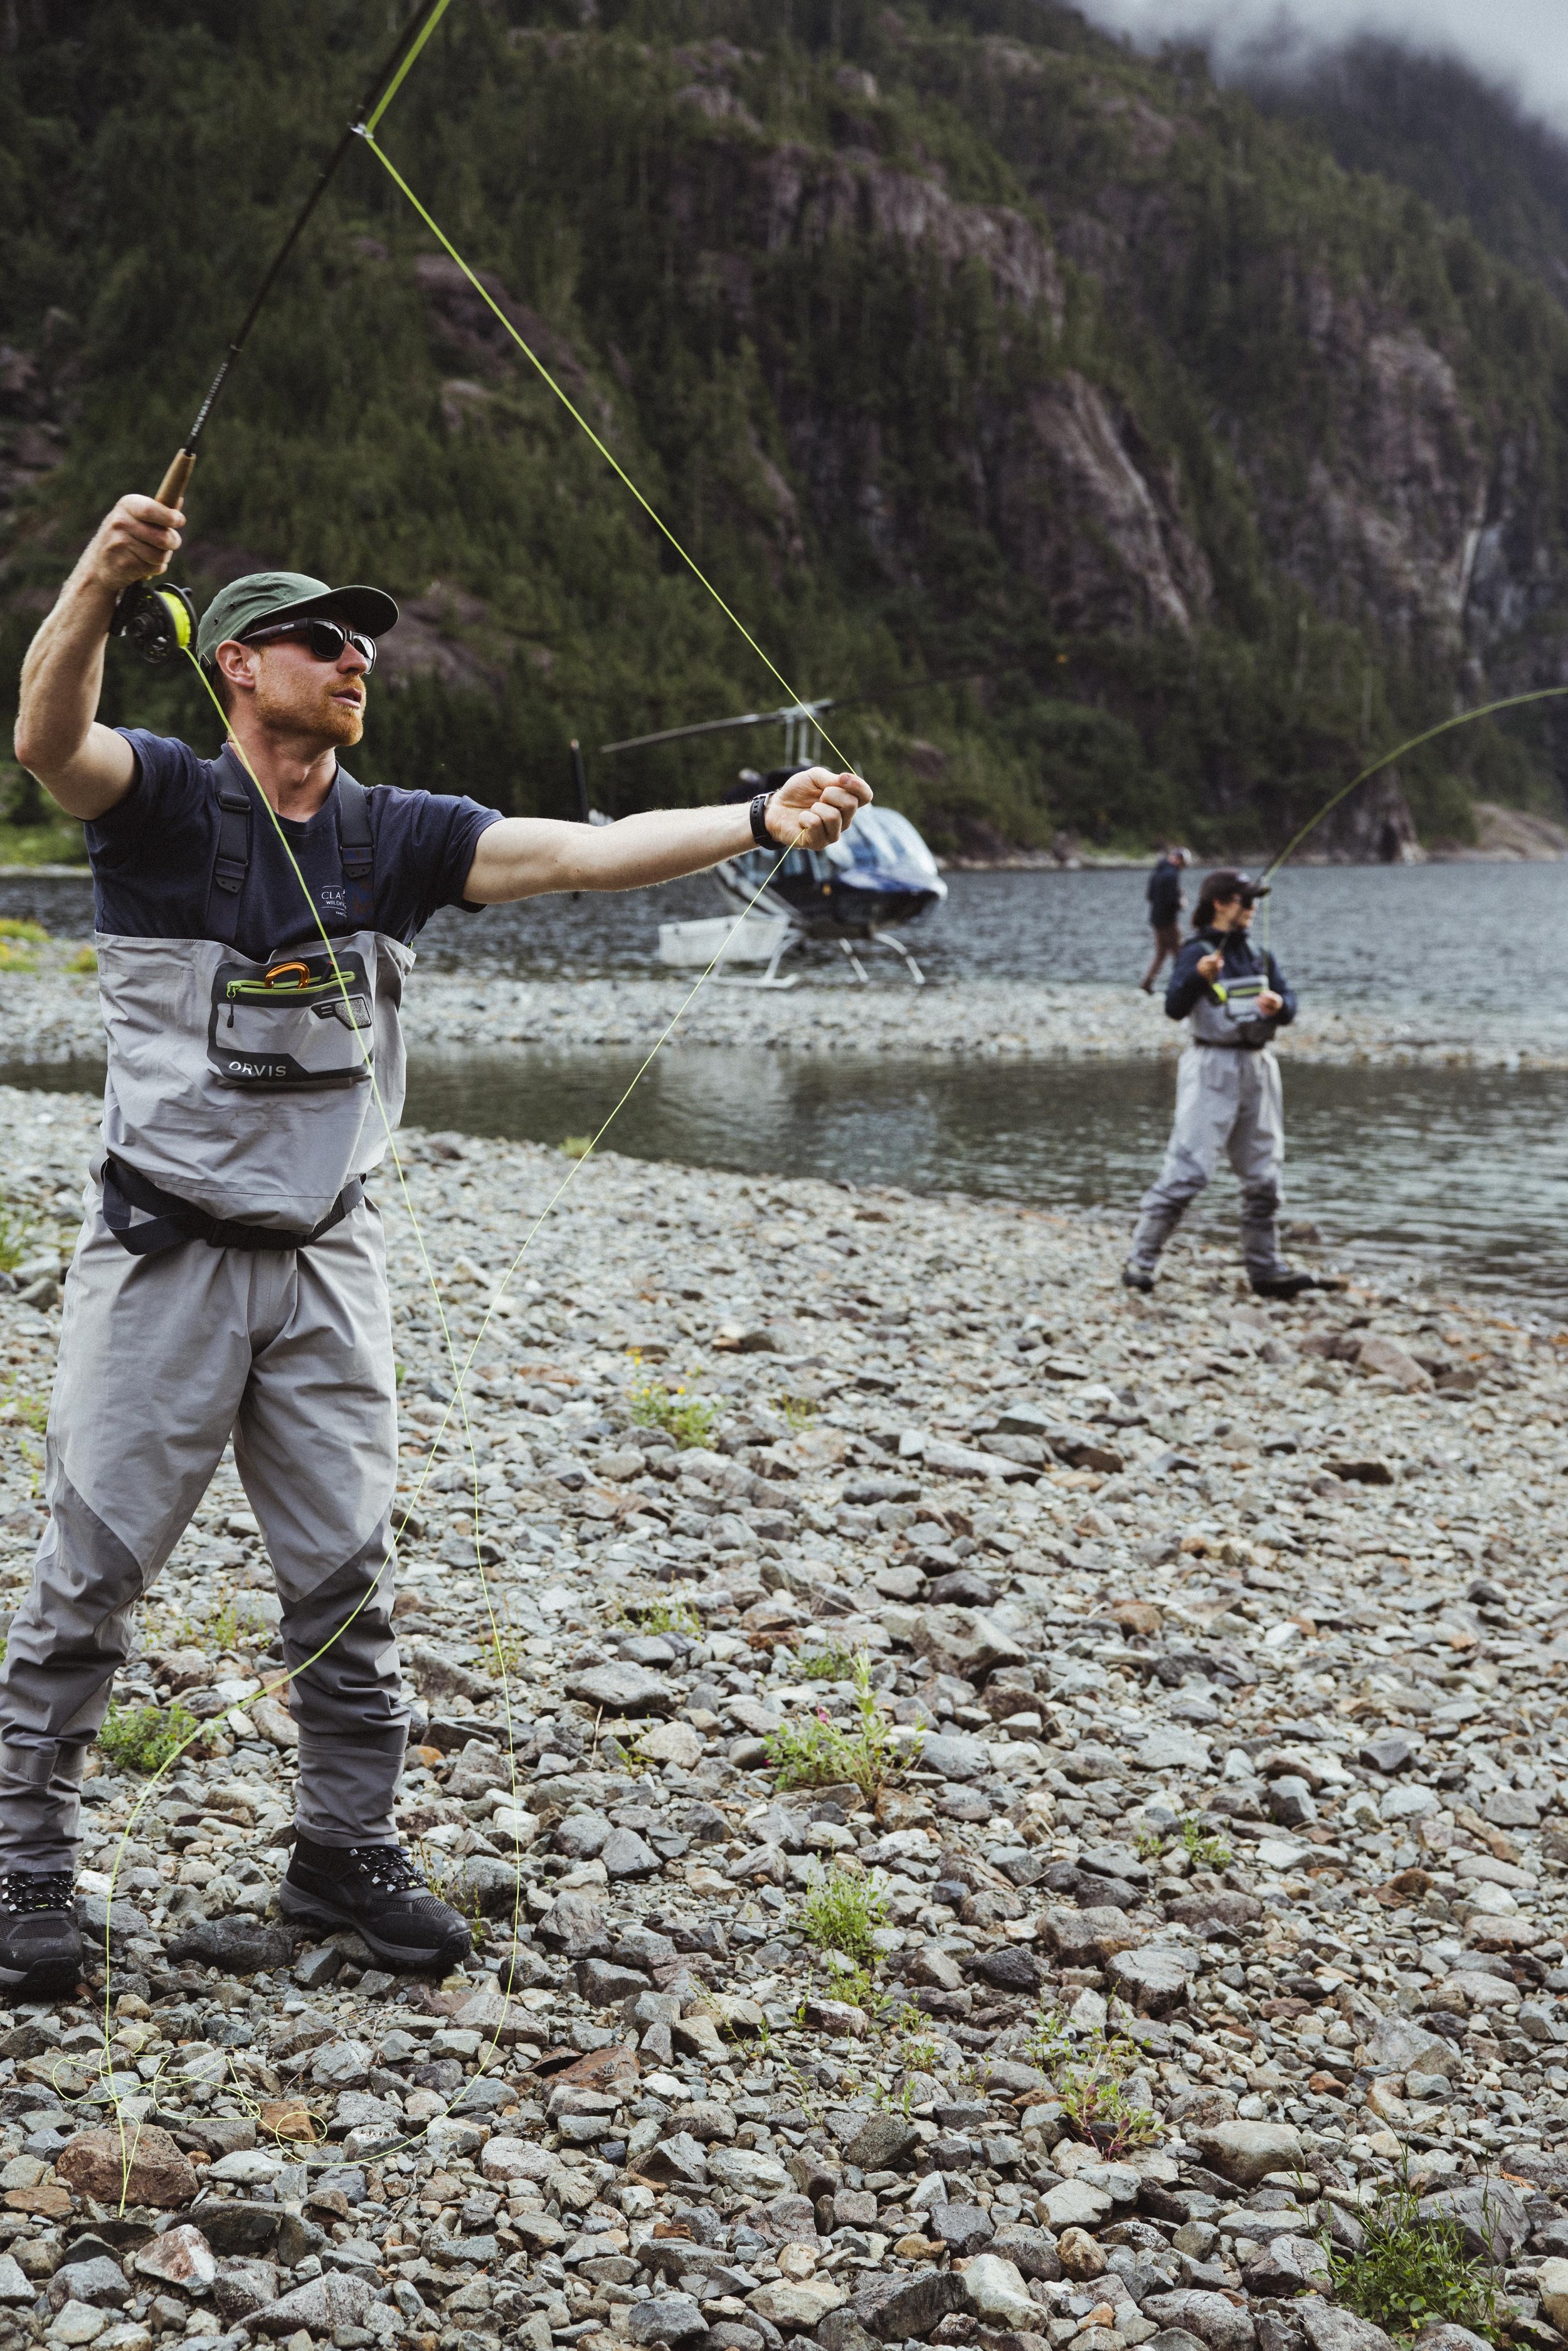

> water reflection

[
  {"left": 399, "top": 1046, "right": 1568, "bottom": 1311},
  {"left": 1, "top": 1045, "right": 1560, "bottom": 1307}
]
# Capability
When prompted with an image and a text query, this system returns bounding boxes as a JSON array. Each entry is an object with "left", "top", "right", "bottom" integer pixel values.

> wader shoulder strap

[
  {"left": 203, "top": 768, "right": 376, "bottom": 942},
  {"left": 337, "top": 778, "right": 376, "bottom": 929},
  {"left": 205, "top": 770, "right": 253, "bottom": 947}
]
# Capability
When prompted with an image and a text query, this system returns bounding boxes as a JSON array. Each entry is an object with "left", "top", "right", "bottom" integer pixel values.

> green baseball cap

[{"left": 197, "top": 570, "right": 400, "bottom": 667}]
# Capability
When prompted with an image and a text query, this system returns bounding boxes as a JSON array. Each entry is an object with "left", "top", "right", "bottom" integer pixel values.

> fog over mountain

[{"left": 1074, "top": 0, "right": 1568, "bottom": 134}]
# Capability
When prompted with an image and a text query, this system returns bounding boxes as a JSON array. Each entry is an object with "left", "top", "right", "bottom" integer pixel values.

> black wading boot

[
  {"left": 0, "top": 1874, "right": 82, "bottom": 1998},
  {"left": 281, "top": 1837, "right": 472, "bottom": 1973},
  {"left": 1251, "top": 1270, "right": 1317, "bottom": 1300}
]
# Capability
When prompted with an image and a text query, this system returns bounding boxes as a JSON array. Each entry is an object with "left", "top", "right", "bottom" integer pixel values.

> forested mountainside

[
  {"left": 4, "top": 0, "right": 1568, "bottom": 857},
  {"left": 1249, "top": 40, "right": 1568, "bottom": 322}
]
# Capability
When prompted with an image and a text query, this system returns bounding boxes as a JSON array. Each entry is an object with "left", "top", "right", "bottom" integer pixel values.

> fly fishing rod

[
  {"left": 113, "top": 0, "right": 453, "bottom": 665},
  {"left": 1254, "top": 681, "right": 1568, "bottom": 974}
]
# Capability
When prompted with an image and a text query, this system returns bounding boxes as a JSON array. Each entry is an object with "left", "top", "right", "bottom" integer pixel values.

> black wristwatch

[{"left": 749, "top": 790, "right": 776, "bottom": 847}]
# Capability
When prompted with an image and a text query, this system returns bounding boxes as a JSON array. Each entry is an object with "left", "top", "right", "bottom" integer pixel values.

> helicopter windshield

[{"left": 825, "top": 806, "right": 943, "bottom": 879}]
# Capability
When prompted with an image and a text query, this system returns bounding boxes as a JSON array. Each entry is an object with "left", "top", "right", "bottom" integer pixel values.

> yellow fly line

[
  {"left": 358, "top": 130, "right": 859, "bottom": 777},
  {"left": 363, "top": 0, "right": 456, "bottom": 136}
]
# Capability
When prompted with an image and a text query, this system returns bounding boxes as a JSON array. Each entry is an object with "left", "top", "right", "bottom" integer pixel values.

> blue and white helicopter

[{"left": 590, "top": 696, "right": 948, "bottom": 987}]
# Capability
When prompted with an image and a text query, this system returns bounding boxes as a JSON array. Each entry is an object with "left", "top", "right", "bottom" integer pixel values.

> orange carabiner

[{"left": 263, "top": 960, "right": 312, "bottom": 990}]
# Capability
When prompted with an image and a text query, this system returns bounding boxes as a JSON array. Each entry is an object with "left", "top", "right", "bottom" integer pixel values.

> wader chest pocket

[
  {"left": 1210, "top": 971, "right": 1273, "bottom": 1046},
  {"left": 208, "top": 951, "right": 374, "bottom": 1089}
]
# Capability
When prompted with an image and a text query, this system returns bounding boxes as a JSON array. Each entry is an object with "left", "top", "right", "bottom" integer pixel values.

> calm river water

[{"left": 3, "top": 861, "right": 1565, "bottom": 1312}]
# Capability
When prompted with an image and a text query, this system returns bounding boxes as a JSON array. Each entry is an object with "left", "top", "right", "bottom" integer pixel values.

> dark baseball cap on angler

[
  {"left": 1204, "top": 867, "right": 1271, "bottom": 905},
  {"left": 196, "top": 571, "right": 400, "bottom": 667}
]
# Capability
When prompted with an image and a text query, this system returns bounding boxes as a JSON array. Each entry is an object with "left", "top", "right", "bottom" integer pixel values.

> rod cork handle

[{"left": 155, "top": 447, "right": 196, "bottom": 511}]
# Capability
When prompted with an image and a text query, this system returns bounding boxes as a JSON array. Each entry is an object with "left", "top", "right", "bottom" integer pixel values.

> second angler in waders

[
  {"left": 1123, "top": 868, "right": 1324, "bottom": 1302},
  {"left": 2, "top": 490, "right": 872, "bottom": 1997}
]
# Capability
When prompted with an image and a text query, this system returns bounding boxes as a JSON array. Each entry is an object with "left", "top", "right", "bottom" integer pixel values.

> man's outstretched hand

[{"left": 765, "top": 766, "right": 872, "bottom": 852}]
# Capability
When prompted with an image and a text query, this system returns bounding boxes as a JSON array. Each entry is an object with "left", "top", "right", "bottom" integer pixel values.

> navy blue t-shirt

[{"left": 88, "top": 731, "right": 504, "bottom": 961}]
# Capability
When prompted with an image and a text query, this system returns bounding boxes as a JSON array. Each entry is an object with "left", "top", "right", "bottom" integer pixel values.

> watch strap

[{"left": 749, "top": 790, "right": 776, "bottom": 848}]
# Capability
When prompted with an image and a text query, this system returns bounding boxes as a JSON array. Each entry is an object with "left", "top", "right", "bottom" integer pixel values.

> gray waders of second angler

[
  {"left": 1128, "top": 980, "right": 1290, "bottom": 1287},
  {"left": 0, "top": 776, "right": 411, "bottom": 1872}
]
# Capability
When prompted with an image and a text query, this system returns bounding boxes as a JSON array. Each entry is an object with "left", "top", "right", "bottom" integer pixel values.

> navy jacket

[
  {"left": 1165, "top": 925, "right": 1296, "bottom": 1030},
  {"left": 1147, "top": 859, "right": 1184, "bottom": 927}
]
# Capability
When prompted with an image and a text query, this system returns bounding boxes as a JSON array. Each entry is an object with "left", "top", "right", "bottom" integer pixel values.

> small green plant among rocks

[
  {"left": 177, "top": 1588, "right": 243, "bottom": 1651},
  {"left": 0, "top": 1202, "right": 38, "bottom": 1277},
  {"left": 798, "top": 1859, "right": 889, "bottom": 1966},
  {"left": 1135, "top": 1815, "right": 1232, "bottom": 1871},
  {"left": 0, "top": 1372, "right": 47, "bottom": 1431},
  {"left": 97, "top": 1701, "right": 198, "bottom": 1775},
  {"left": 626, "top": 1596, "right": 702, "bottom": 1638},
  {"left": 1179, "top": 1815, "right": 1232, "bottom": 1869},
  {"left": 793, "top": 1637, "right": 860, "bottom": 1680},
  {"left": 1327, "top": 2171, "right": 1498, "bottom": 2341},
  {"left": 629, "top": 1377, "right": 716, "bottom": 1449},
  {"left": 0, "top": 919, "right": 46, "bottom": 974},
  {"left": 1027, "top": 2005, "right": 1160, "bottom": 2157},
  {"left": 898, "top": 2028, "right": 941, "bottom": 2076},
  {"left": 766, "top": 1651, "right": 908, "bottom": 1797},
  {"left": 414, "top": 1835, "right": 487, "bottom": 1945}
]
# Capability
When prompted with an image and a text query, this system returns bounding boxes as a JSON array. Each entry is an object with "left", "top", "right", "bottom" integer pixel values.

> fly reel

[{"left": 111, "top": 580, "right": 196, "bottom": 667}]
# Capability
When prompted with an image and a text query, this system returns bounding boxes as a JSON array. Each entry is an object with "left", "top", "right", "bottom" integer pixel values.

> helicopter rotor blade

[
  {"left": 598, "top": 668, "right": 1002, "bottom": 763},
  {"left": 599, "top": 707, "right": 805, "bottom": 755},
  {"left": 598, "top": 671, "right": 995, "bottom": 757}
]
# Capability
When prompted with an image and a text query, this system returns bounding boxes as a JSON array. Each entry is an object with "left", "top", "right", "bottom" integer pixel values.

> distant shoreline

[
  {"left": 1, "top": 941, "right": 1564, "bottom": 1073},
  {"left": 4, "top": 843, "right": 1565, "bottom": 883},
  {"left": 5, "top": 790, "right": 1565, "bottom": 887}
]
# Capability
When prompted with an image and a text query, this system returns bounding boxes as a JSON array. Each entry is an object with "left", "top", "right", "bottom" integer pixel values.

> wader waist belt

[
  {"left": 1194, "top": 1038, "right": 1269, "bottom": 1051},
  {"left": 102, "top": 1155, "right": 365, "bottom": 1258}
]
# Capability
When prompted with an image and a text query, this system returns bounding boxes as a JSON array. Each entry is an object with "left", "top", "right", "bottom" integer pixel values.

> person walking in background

[
  {"left": 1124, "top": 868, "right": 1324, "bottom": 1300},
  {"left": 1140, "top": 843, "right": 1189, "bottom": 992}
]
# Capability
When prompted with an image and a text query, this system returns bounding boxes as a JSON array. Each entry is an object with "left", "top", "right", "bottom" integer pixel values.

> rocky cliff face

[{"left": 633, "top": 26, "right": 1568, "bottom": 735}]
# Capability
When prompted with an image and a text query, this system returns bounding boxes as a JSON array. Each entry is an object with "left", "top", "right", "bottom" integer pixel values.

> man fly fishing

[{"left": 2, "top": 487, "right": 871, "bottom": 1997}]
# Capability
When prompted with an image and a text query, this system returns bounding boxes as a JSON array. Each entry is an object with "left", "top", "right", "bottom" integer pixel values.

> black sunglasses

[{"left": 241, "top": 618, "right": 378, "bottom": 669}]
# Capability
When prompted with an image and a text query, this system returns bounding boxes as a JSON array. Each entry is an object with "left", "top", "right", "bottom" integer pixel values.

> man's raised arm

[
  {"left": 13, "top": 495, "right": 187, "bottom": 819},
  {"left": 462, "top": 765, "right": 872, "bottom": 902}
]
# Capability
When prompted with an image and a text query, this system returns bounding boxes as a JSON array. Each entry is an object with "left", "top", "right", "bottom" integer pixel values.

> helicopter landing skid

[
  {"left": 706, "top": 915, "right": 928, "bottom": 987},
  {"left": 711, "top": 926, "right": 802, "bottom": 989},
  {"left": 835, "top": 930, "right": 926, "bottom": 984},
  {"left": 869, "top": 928, "right": 926, "bottom": 985}
]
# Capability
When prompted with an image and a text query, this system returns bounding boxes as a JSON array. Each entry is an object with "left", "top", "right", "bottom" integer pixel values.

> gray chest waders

[
  {"left": 1128, "top": 1039, "right": 1289, "bottom": 1284},
  {"left": 0, "top": 767, "right": 411, "bottom": 1871}
]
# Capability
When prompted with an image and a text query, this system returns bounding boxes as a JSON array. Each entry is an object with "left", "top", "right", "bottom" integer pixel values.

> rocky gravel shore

[
  {"left": 3, "top": 944, "right": 1566, "bottom": 1071},
  {"left": 2, "top": 1088, "right": 1568, "bottom": 2351}
]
